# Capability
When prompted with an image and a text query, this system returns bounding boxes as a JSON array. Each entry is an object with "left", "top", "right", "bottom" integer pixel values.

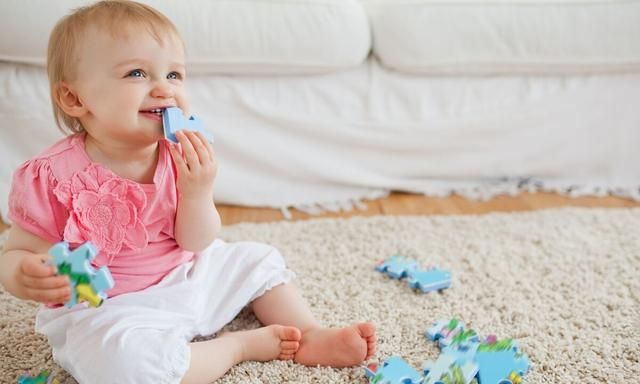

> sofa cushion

[
  {"left": 365, "top": 0, "right": 640, "bottom": 75},
  {"left": 0, "top": 0, "right": 371, "bottom": 75}
]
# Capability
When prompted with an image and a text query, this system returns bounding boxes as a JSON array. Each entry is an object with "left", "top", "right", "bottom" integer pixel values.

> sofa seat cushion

[
  {"left": 3, "top": 60, "right": 640, "bottom": 221},
  {"left": 365, "top": 0, "right": 640, "bottom": 74},
  {"left": 0, "top": 0, "right": 371, "bottom": 75}
]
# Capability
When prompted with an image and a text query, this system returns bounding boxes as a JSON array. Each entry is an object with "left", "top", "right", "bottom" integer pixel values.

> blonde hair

[{"left": 47, "top": 0, "right": 181, "bottom": 134}]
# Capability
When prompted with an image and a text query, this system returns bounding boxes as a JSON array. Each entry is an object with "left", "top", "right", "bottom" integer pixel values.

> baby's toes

[
  {"left": 280, "top": 326, "right": 302, "bottom": 342},
  {"left": 365, "top": 345, "right": 376, "bottom": 359},
  {"left": 365, "top": 335, "right": 376, "bottom": 359},
  {"left": 279, "top": 351, "right": 296, "bottom": 360},
  {"left": 279, "top": 340, "right": 299, "bottom": 360},
  {"left": 281, "top": 340, "right": 300, "bottom": 352},
  {"left": 357, "top": 322, "right": 376, "bottom": 338}
]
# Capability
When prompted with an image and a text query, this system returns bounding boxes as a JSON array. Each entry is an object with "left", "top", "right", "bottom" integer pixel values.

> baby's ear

[{"left": 54, "top": 82, "right": 87, "bottom": 117}]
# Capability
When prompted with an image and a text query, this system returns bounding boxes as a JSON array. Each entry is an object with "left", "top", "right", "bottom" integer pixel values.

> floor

[
  {"left": 1, "top": 192, "right": 638, "bottom": 233},
  {"left": 216, "top": 192, "right": 639, "bottom": 225}
]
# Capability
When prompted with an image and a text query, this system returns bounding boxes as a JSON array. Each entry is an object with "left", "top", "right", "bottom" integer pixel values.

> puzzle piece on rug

[
  {"left": 425, "top": 319, "right": 531, "bottom": 384},
  {"left": 422, "top": 354, "right": 479, "bottom": 384},
  {"left": 375, "top": 255, "right": 418, "bottom": 279},
  {"left": 474, "top": 350, "right": 529, "bottom": 384},
  {"left": 407, "top": 268, "right": 452, "bottom": 293},
  {"left": 364, "top": 356, "right": 423, "bottom": 384},
  {"left": 18, "top": 370, "right": 59, "bottom": 384},
  {"left": 441, "top": 342, "right": 480, "bottom": 366},
  {"left": 477, "top": 335, "right": 517, "bottom": 352},
  {"left": 375, "top": 255, "right": 452, "bottom": 294},
  {"left": 426, "top": 319, "right": 468, "bottom": 348}
]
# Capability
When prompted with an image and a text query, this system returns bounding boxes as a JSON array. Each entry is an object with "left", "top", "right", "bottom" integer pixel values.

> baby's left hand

[{"left": 169, "top": 130, "right": 217, "bottom": 200}]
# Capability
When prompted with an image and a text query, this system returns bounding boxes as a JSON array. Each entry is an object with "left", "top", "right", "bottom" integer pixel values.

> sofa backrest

[
  {"left": 1, "top": 0, "right": 639, "bottom": 75},
  {"left": 364, "top": 0, "right": 640, "bottom": 75},
  {"left": 0, "top": 0, "right": 370, "bottom": 75}
]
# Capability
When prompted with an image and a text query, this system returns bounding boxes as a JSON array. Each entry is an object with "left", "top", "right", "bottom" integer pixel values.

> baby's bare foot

[
  {"left": 294, "top": 322, "right": 376, "bottom": 367},
  {"left": 221, "top": 324, "right": 301, "bottom": 362}
]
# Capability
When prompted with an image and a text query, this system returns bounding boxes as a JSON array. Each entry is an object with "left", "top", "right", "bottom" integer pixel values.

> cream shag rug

[{"left": 1, "top": 208, "right": 639, "bottom": 384}]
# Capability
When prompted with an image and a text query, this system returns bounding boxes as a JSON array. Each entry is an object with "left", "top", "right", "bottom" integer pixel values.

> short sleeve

[{"left": 8, "top": 159, "right": 68, "bottom": 243}]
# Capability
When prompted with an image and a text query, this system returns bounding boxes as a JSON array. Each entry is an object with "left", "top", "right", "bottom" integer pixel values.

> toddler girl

[{"left": 0, "top": 1, "right": 375, "bottom": 383}]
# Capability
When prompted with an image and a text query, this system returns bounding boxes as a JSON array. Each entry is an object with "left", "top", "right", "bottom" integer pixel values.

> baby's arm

[
  {"left": 169, "top": 130, "right": 222, "bottom": 252},
  {"left": 0, "top": 225, "right": 70, "bottom": 304}
]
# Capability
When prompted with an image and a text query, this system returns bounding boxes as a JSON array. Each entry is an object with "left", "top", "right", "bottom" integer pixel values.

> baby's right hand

[{"left": 15, "top": 253, "right": 71, "bottom": 305}]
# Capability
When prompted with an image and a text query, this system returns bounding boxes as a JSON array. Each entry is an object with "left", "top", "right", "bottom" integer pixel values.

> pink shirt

[{"left": 8, "top": 133, "right": 194, "bottom": 297}]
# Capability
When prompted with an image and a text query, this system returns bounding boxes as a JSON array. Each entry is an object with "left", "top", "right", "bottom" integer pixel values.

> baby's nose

[{"left": 151, "top": 82, "right": 174, "bottom": 98}]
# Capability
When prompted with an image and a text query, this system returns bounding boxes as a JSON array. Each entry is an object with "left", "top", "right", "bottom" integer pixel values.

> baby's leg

[
  {"left": 251, "top": 283, "right": 377, "bottom": 367},
  {"left": 181, "top": 325, "right": 301, "bottom": 384}
]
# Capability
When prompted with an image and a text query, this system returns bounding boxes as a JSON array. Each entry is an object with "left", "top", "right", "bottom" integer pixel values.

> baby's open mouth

[{"left": 141, "top": 108, "right": 165, "bottom": 116}]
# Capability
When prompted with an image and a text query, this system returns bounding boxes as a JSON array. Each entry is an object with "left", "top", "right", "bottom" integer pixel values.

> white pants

[{"left": 35, "top": 239, "right": 295, "bottom": 384}]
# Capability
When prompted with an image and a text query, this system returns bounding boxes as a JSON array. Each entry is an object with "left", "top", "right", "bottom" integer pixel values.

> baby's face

[{"left": 72, "top": 25, "right": 188, "bottom": 146}]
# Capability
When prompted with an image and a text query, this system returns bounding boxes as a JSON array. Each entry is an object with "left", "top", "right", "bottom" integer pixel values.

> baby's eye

[
  {"left": 167, "top": 72, "right": 183, "bottom": 80},
  {"left": 127, "top": 69, "right": 146, "bottom": 78}
]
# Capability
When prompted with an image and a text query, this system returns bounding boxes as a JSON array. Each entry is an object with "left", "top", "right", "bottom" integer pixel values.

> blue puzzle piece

[
  {"left": 423, "top": 354, "right": 479, "bottom": 384},
  {"left": 18, "top": 370, "right": 58, "bottom": 384},
  {"left": 424, "top": 319, "right": 531, "bottom": 384},
  {"left": 90, "top": 267, "right": 114, "bottom": 297},
  {"left": 62, "top": 242, "right": 96, "bottom": 276},
  {"left": 475, "top": 350, "right": 529, "bottom": 384},
  {"left": 375, "top": 255, "right": 418, "bottom": 279},
  {"left": 48, "top": 242, "right": 114, "bottom": 308},
  {"left": 441, "top": 341, "right": 480, "bottom": 366},
  {"left": 364, "top": 356, "right": 423, "bottom": 384},
  {"left": 426, "top": 319, "right": 466, "bottom": 348},
  {"left": 163, "top": 107, "right": 213, "bottom": 143},
  {"left": 477, "top": 336, "right": 518, "bottom": 353},
  {"left": 447, "top": 329, "right": 480, "bottom": 351},
  {"left": 407, "top": 268, "right": 452, "bottom": 293}
]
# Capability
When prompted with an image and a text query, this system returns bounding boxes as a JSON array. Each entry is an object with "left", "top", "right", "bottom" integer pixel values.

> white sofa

[{"left": 1, "top": 0, "right": 640, "bottom": 220}]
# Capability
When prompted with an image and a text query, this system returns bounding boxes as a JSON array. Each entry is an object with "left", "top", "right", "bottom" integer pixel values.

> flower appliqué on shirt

[{"left": 53, "top": 164, "right": 149, "bottom": 261}]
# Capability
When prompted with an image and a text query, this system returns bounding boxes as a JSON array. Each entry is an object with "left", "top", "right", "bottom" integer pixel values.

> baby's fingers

[
  {"left": 20, "top": 274, "right": 69, "bottom": 290},
  {"left": 21, "top": 256, "right": 56, "bottom": 278},
  {"left": 197, "top": 131, "right": 214, "bottom": 157},
  {"left": 175, "top": 130, "right": 200, "bottom": 169},
  {"left": 25, "top": 286, "right": 71, "bottom": 304},
  {"left": 189, "top": 131, "right": 212, "bottom": 162},
  {"left": 169, "top": 143, "right": 188, "bottom": 174}
]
